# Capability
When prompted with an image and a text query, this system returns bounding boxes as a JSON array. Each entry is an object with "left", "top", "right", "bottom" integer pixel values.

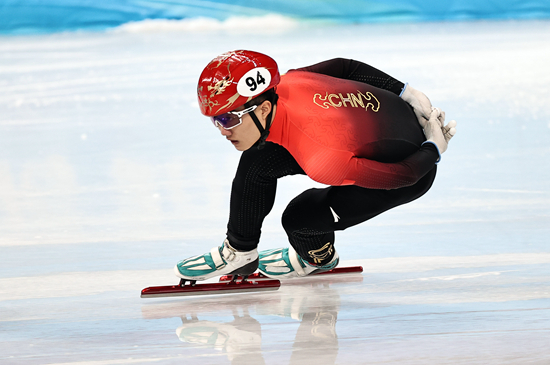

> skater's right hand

[{"left": 401, "top": 84, "right": 432, "bottom": 128}]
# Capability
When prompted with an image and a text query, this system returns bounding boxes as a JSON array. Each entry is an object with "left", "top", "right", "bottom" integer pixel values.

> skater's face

[{"left": 216, "top": 100, "right": 275, "bottom": 151}]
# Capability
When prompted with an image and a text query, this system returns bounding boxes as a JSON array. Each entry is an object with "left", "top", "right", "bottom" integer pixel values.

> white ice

[{"left": 1, "top": 19, "right": 549, "bottom": 364}]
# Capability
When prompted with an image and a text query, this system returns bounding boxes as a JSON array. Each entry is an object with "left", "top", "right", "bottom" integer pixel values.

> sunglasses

[{"left": 211, "top": 105, "right": 258, "bottom": 130}]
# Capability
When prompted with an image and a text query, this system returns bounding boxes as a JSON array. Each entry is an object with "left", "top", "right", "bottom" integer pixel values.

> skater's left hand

[
  {"left": 432, "top": 108, "right": 457, "bottom": 143},
  {"left": 422, "top": 107, "right": 457, "bottom": 156},
  {"left": 401, "top": 84, "right": 432, "bottom": 128}
]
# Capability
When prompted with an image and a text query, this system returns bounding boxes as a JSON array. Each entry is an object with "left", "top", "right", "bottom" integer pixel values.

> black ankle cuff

[{"left": 226, "top": 234, "right": 258, "bottom": 252}]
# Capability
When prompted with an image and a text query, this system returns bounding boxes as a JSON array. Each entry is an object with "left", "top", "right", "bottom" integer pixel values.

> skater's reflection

[
  {"left": 171, "top": 280, "right": 348, "bottom": 365},
  {"left": 176, "top": 308, "right": 266, "bottom": 365},
  {"left": 257, "top": 282, "right": 341, "bottom": 365},
  {"left": 293, "top": 290, "right": 339, "bottom": 364}
]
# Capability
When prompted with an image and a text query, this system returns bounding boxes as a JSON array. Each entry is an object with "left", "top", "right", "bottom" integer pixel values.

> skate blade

[
  {"left": 219, "top": 266, "right": 363, "bottom": 282},
  {"left": 141, "top": 279, "right": 280, "bottom": 298}
]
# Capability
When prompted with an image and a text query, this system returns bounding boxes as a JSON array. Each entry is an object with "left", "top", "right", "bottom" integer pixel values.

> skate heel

[{"left": 230, "top": 257, "right": 259, "bottom": 277}]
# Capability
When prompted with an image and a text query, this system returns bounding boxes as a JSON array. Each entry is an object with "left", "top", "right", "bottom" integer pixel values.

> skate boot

[
  {"left": 258, "top": 246, "right": 339, "bottom": 279},
  {"left": 174, "top": 239, "right": 258, "bottom": 281}
]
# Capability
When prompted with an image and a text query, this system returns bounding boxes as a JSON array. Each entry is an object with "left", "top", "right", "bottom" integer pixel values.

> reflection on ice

[
  {"left": 143, "top": 275, "right": 362, "bottom": 365},
  {"left": 177, "top": 314, "right": 265, "bottom": 365}
]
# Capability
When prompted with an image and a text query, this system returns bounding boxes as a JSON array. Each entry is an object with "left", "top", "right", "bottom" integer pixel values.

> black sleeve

[{"left": 291, "top": 58, "right": 406, "bottom": 96}]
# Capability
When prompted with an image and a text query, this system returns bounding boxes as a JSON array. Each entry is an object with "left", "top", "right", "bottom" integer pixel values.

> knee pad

[{"left": 282, "top": 188, "right": 333, "bottom": 234}]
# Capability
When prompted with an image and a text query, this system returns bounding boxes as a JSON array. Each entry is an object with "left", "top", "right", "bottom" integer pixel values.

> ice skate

[
  {"left": 174, "top": 239, "right": 259, "bottom": 281},
  {"left": 257, "top": 246, "right": 339, "bottom": 279},
  {"left": 142, "top": 241, "right": 278, "bottom": 297}
]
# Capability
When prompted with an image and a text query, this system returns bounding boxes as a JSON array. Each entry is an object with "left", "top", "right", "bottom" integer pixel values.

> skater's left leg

[
  {"left": 259, "top": 167, "right": 436, "bottom": 277},
  {"left": 257, "top": 188, "right": 340, "bottom": 278},
  {"left": 288, "top": 167, "right": 436, "bottom": 262}
]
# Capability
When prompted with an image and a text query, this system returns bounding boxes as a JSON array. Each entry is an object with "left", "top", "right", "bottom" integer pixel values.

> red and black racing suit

[{"left": 226, "top": 58, "right": 439, "bottom": 265}]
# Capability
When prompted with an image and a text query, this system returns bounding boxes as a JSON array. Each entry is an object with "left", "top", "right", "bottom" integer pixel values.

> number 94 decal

[{"left": 237, "top": 67, "right": 272, "bottom": 97}]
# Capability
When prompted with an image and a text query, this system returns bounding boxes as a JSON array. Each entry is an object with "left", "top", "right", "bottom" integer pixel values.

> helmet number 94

[{"left": 237, "top": 67, "right": 272, "bottom": 97}]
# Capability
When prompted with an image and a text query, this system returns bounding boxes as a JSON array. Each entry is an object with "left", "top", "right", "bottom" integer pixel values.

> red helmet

[{"left": 197, "top": 50, "right": 280, "bottom": 117}]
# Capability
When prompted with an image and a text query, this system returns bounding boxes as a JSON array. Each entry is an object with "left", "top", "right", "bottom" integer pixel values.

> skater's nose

[{"left": 218, "top": 124, "right": 232, "bottom": 136}]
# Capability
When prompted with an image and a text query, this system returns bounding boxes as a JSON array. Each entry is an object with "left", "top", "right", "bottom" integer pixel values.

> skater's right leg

[
  {"left": 174, "top": 142, "right": 304, "bottom": 281},
  {"left": 225, "top": 141, "right": 305, "bottom": 250}
]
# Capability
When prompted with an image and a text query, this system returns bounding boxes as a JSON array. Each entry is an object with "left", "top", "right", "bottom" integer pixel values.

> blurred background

[
  {"left": 2, "top": 0, "right": 550, "bottom": 35},
  {"left": 1, "top": 0, "right": 549, "bottom": 256}
]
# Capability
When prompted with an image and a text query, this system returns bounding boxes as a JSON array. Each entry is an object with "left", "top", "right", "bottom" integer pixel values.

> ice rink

[{"left": 1, "top": 19, "right": 550, "bottom": 364}]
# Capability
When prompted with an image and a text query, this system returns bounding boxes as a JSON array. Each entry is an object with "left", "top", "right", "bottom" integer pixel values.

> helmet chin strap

[{"left": 250, "top": 94, "right": 278, "bottom": 150}]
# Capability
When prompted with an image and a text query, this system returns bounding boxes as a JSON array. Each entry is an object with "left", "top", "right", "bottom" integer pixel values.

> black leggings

[{"left": 226, "top": 142, "right": 436, "bottom": 265}]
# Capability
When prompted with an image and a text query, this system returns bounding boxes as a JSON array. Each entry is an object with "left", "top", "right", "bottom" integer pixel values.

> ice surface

[{"left": 1, "top": 20, "right": 549, "bottom": 364}]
